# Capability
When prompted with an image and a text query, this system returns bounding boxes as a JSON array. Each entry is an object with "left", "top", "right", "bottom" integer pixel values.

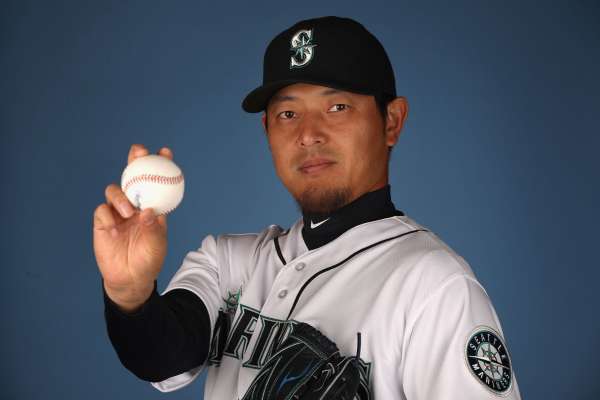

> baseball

[{"left": 121, "top": 154, "right": 185, "bottom": 216}]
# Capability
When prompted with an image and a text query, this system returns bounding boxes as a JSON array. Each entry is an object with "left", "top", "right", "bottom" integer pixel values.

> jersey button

[
  {"left": 295, "top": 262, "right": 306, "bottom": 271},
  {"left": 278, "top": 289, "right": 288, "bottom": 298}
]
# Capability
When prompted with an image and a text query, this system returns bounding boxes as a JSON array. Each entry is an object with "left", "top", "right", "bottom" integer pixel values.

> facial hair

[{"left": 295, "top": 185, "right": 352, "bottom": 216}]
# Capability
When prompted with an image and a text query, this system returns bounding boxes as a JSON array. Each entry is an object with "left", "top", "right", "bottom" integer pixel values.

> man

[{"left": 94, "top": 16, "right": 521, "bottom": 399}]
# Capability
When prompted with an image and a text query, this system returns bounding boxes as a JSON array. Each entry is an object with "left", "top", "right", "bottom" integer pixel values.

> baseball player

[{"left": 94, "top": 16, "right": 521, "bottom": 399}]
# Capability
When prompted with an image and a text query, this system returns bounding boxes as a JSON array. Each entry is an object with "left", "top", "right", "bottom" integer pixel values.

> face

[{"left": 263, "top": 83, "right": 405, "bottom": 215}]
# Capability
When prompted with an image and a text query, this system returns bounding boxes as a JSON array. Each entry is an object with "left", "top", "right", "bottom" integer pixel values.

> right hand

[{"left": 93, "top": 144, "right": 173, "bottom": 312}]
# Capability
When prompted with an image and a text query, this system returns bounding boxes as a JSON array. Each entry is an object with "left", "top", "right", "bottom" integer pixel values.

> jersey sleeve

[
  {"left": 103, "top": 281, "right": 211, "bottom": 383},
  {"left": 148, "top": 234, "right": 222, "bottom": 392},
  {"left": 162, "top": 235, "right": 223, "bottom": 333},
  {"left": 400, "top": 254, "right": 521, "bottom": 399},
  {"left": 150, "top": 229, "right": 279, "bottom": 392}
]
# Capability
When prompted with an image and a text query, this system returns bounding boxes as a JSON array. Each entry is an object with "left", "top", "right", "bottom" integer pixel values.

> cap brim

[
  {"left": 242, "top": 80, "right": 299, "bottom": 113},
  {"left": 241, "top": 78, "right": 377, "bottom": 113}
]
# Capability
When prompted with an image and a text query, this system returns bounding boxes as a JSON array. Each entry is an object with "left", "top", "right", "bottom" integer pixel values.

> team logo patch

[
  {"left": 224, "top": 287, "right": 242, "bottom": 315},
  {"left": 465, "top": 327, "right": 513, "bottom": 394},
  {"left": 290, "top": 28, "right": 317, "bottom": 69}
]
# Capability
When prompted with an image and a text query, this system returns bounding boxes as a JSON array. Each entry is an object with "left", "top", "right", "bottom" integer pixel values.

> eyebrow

[{"left": 268, "top": 88, "right": 347, "bottom": 107}]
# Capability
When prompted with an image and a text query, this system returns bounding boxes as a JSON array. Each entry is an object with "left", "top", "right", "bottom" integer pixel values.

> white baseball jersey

[{"left": 150, "top": 214, "right": 521, "bottom": 399}]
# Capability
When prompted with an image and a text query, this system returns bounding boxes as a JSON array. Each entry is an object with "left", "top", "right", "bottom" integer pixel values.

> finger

[
  {"left": 156, "top": 214, "right": 168, "bottom": 230},
  {"left": 93, "top": 204, "right": 120, "bottom": 237},
  {"left": 128, "top": 143, "right": 150, "bottom": 165},
  {"left": 139, "top": 207, "right": 156, "bottom": 226},
  {"left": 139, "top": 208, "right": 168, "bottom": 228},
  {"left": 158, "top": 147, "right": 173, "bottom": 160},
  {"left": 105, "top": 183, "right": 135, "bottom": 218}
]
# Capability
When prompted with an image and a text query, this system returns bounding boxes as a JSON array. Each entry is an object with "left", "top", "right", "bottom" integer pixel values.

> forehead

[
  {"left": 268, "top": 83, "right": 371, "bottom": 109},
  {"left": 273, "top": 83, "right": 354, "bottom": 97}
]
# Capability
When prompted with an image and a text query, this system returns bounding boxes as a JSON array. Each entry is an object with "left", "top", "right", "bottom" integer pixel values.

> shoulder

[
  {"left": 193, "top": 224, "right": 287, "bottom": 280},
  {"left": 176, "top": 224, "right": 285, "bottom": 276},
  {"left": 384, "top": 215, "right": 484, "bottom": 310},
  {"left": 390, "top": 215, "right": 475, "bottom": 278},
  {"left": 213, "top": 224, "right": 285, "bottom": 259}
]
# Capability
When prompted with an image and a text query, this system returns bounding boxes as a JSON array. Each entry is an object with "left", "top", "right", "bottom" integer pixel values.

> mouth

[{"left": 298, "top": 158, "right": 336, "bottom": 175}]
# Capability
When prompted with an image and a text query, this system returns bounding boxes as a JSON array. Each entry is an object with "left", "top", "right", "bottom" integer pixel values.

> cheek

[
  {"left": 269, "top": 137, "right": 294, "bottom": 179},
  {"left": 348, "top": 128, "right": 386, "bottom": 176}
]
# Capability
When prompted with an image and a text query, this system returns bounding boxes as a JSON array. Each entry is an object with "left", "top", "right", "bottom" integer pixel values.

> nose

[{"left": 296, "top": 113, "right": 326, "bottom": 147}]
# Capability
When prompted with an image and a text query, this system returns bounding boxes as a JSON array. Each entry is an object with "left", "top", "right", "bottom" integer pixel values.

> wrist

[{"left": 104, "top": 280, "right": 156, "bottom": 313}]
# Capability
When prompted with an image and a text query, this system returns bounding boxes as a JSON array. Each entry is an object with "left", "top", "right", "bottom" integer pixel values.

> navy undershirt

[
  {"left": 103, "top": 185, "right": 401, "bottom": 381},
  {"left": 301, "top": 185, "right": 402, "bottom": 250}
]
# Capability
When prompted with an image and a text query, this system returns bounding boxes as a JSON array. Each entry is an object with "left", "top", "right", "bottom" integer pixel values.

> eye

[
  {"left": 277, "top": 110, "right": 296, "bottom": 119},
  {"left": 328, "top": 104, "right": 349, "bottom": 112}
]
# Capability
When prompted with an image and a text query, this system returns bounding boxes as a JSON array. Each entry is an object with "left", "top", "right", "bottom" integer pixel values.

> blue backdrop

[{"left": 2, "top": 1, "right": 598, "bottom": 399}]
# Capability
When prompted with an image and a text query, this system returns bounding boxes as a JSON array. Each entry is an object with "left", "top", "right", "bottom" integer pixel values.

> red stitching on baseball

[{"left": 123, "top": 173, "right": 184, "bottom": 193}]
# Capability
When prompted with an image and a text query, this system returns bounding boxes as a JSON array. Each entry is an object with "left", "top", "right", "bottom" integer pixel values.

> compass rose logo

[
  {"left": 465, "top": 327, "right": 513, "bottom": 394},
  {"left": 290, "top": 28, "right": 317, "bottom": 69},
  {"left": 223, "top": 287, "right": 242, "bottom": 315}
]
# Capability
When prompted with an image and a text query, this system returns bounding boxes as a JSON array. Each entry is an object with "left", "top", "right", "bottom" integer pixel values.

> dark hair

[
  {"left": 375, "top": 93, "right": 395, "bottom": 122},
  {"left": 376, "top": 94, "right": 397, "bottom": 154}
]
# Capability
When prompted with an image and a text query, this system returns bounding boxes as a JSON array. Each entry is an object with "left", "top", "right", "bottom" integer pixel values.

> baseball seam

[
  {"left": 122, "top": 173, "right": 184, "bottom": 194},
  {"left": 159, "top": 205, "right": 177, "bottom": 216}
]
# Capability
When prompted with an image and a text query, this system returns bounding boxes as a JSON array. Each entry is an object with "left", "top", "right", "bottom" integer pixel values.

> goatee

[{"left": 295, "top": 186, "right": 352, "bottom": 216}]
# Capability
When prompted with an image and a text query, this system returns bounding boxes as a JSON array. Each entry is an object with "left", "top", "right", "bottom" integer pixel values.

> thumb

[{"left": 139, "top": 208, "right": 168, "bottom": 248}]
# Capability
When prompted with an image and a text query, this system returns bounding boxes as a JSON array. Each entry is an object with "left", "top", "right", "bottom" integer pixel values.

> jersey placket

[{"left": 235, "top": 255, "right": 316, "bottom": 395}]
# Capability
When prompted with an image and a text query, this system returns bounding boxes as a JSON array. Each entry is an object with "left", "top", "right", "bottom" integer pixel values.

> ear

[
  {"left": 261, "top": 113, "right": 268, "bottom": 135},
  {"left": 384, "top": 97, "right": 408, "bottom": 147}
]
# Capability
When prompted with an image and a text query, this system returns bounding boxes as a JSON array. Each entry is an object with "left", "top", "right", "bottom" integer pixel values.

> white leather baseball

[{"left": 121, "top": 154, "right": 185, "bottom": 216}]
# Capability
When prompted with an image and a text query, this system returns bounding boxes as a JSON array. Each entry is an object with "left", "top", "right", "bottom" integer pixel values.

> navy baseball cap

[{"left": 242, "top": 16, "right": 397, "bottom": 113}]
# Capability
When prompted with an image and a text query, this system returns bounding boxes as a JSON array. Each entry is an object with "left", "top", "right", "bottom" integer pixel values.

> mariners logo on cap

[
  {"left": 465, "top": 327, "right": 513, "bottom": 394},
  {"left": 290, "top": 28, "right": 317, "bottom": 69}
]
